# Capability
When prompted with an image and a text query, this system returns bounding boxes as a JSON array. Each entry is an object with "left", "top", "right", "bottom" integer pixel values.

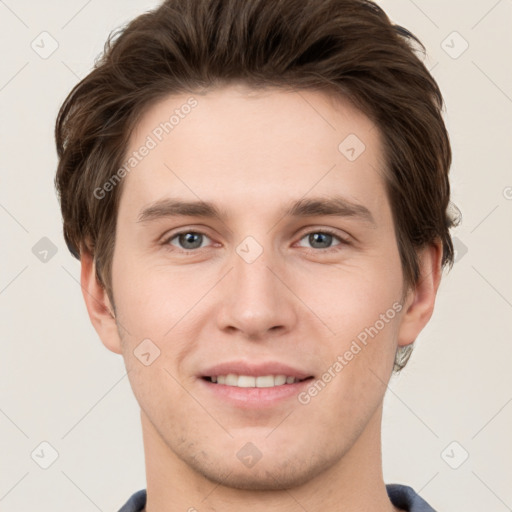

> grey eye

[
  {"left": 170, "top": 232, "right": 209, "bottom": 250},
  {"left": 307, "top": 232, "right": 334, "bottom": 249},
  {"left": 297, "top": 231, "right": 343, "bottom": 250}
]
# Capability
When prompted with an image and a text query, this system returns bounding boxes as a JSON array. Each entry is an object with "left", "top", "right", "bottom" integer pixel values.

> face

[{"left": 107, "top": 84, "right": 410, "bottom": 489}]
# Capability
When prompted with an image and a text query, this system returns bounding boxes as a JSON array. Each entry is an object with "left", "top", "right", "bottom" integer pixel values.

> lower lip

[{"left": 198, "top": 377, "right": 314, "bottom": 408}]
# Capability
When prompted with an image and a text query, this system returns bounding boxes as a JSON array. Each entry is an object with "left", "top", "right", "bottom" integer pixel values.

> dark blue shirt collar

[{"left": 118, "top": 484, "right": 436, "bottom": 511}]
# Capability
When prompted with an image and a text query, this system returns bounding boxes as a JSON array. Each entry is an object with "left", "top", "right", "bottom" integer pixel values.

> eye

[
  {"left": 162, "top": 228, "right": 350, "bottom": 253},
  {"left": 296, "top": 230, "right": 348, "bottom": 251},
  {"left": 166, "top": 231, "right": 212, "bottom": 250}
]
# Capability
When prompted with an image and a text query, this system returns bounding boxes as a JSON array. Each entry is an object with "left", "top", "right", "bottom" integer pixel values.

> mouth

[
  {"left": 198, "top": 361, "right": 315, "bottom": 407},
  {"left": 202, "top": 374, "right": 314, "bottom": 388}
]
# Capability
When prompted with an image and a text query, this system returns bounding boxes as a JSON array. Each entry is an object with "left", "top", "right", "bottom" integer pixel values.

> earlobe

[
  {"left": 397, "top": 241, "right": 443, "bottom": 347},
  {"left": 80, "top": 248, "right": 123, "bottom": 355}
]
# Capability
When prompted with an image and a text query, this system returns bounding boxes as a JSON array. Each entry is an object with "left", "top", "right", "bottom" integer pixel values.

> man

[{"left": 54, "top": 1, "right": 455, "bottom": 510}]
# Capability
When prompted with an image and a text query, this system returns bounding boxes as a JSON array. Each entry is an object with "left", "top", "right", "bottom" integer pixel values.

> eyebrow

[{"left": 136, "top": 196, "right": 375, "bottom": 225}]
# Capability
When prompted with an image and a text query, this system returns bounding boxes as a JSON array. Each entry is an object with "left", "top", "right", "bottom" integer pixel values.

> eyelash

[{"left": 161, "top": 228, "right": 351, "bottom": 255}]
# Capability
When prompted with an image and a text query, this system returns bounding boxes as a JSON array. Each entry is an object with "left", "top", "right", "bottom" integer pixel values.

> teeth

[
  {"left": 238, "top": 375, "right": 255, "bottom": 387},
  {"left": 274, "top": 375, "right": 287, "bottom": 386},
  {"left": 225, "top": 374, "right": 239, "bottom": 386},
  {"left": 256, "top": 375, "right": 274, "bottom": 387},
  {"left": 209, "top": 374, "right": 302, "bottom": 388}
]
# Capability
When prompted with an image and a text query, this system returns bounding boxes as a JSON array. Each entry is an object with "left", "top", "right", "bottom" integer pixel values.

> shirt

[{"left": 118, "top": 484, "right": 437, "bottom": 511}]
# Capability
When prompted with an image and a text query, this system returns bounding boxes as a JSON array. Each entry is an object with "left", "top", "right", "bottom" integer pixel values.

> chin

[{"left": 183, "top": 446, "right": 336, "bottom": 491}]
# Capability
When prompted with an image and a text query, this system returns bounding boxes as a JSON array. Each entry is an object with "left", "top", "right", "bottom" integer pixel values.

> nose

[{"left": 215, "top": 244, "right": 298, "bottom": 340}]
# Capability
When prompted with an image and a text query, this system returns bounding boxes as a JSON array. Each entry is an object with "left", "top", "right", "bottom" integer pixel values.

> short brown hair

[{"left": 55, "top": 0, "right": 457, "bottom": 370}]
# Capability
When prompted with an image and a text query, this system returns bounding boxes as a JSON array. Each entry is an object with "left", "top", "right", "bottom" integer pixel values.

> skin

[{"left": 81, "top": 84, "right": 442, "bottom": 512}]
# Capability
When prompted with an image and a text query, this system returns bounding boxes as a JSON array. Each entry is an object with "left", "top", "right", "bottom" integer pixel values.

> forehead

[{"left": 119, "top": 84, "right": 388, "bottom": 220}]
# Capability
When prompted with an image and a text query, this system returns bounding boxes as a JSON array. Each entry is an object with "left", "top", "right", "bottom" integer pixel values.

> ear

[
  {"left": 397, "top": 240, "right": 443, "bottom": 347},
  {"left": 80, "top": 247, "right": 123, "bottom": 355}
]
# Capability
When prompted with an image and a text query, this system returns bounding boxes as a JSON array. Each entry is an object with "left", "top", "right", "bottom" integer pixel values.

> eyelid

[
  {"left": 161, "top": 225, "right": 352, "bottom": 253},
  {"left": 161, "top": 227, "right": 215, "bottom": 250},
  {"left": 293, "top": 227, "right": 352, "bottom": 253},
  {"left": 160, "top": 225, "right": 213, "bottom": 242}
]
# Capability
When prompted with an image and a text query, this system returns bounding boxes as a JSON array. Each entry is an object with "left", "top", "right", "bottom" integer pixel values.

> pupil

[{"left": 310, "top": 233, "right": 332, "bottom": 249}]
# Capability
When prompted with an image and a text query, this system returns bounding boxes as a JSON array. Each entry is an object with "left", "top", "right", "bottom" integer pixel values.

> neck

[{"left": 141, "top": 405, "right": 400, "bottom": 512}]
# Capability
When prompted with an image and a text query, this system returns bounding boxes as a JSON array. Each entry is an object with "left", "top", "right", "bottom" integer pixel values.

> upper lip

[{"left": 200, "top": 361, "right": 313, "bottom": 380}]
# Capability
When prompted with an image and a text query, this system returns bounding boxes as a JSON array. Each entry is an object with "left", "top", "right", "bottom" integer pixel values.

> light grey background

[{"left": 1, "top": 0, "right": 511, "bottom": 510}]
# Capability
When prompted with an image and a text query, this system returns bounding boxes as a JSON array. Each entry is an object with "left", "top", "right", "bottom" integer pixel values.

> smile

[{"left": 204, "top": 374, "right": 312, "bottom": 387}]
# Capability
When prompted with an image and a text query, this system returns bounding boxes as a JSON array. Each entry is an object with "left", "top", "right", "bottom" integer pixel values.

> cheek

[
  {"left": 111, "top": 256, "right": 210, "bottom": 386},
  {"left": 306, "top": 260, "right": 403, "bottom": 340},
  {"left": 300, "top": 246, "right": 403, "bottom": 395},
  {"left": 112, "top": 251, "right": 193, "bottom": 331},
  {"left": 305, "top": 296, "right": 402, "bottom": 431}
]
